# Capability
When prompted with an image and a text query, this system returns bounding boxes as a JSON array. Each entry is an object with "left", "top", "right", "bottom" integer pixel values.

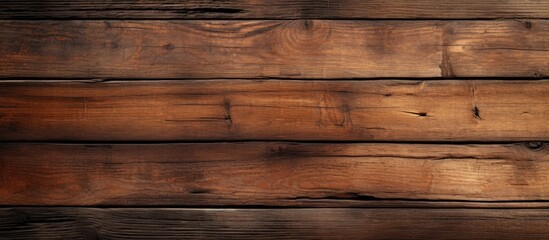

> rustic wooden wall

[{"left": 1, "top": 1, "right": 548, "bottom": 239}]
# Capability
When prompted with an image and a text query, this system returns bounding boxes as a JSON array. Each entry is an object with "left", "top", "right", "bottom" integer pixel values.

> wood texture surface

[
  {"left": 3, "top": 1, "right": 549, "bottom": 238},
  {"left": 1, "top": 208, "right": 549, "bottom": 239},
  {"left": 0, "top": 20, "right": 441, "bottom": 78},
  {"left": 1, "top": 80, "right": 548, "bottom": 141},
  {"left": 1, "top": 142, "right": 547, "bottom": 206},
  {"left": 2, "top": 0, "right": 549, "bottom": 19},
  {"left": 1, "top": 20, "right": 548, "bottom": 78}
]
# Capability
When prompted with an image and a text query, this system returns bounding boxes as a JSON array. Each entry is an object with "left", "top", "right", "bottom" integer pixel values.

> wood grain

[
  {"left": 2, "top": 0, "right": 549, "bottom": 19},
  {"left": 1, "top": 142, "right": 547, "bottom": 206},
  {"left": 445, "top": 21, "right": 549, "bottom": 78},
  {"left": 3, "top": 2, "right": 548, "bottom": 239},
  {"left": 0, "top": 20, "right": 441, "bottom": 79},
  {"left": 1, "top": 208, "right": 549, "bottom": 239},
  {"left": 1, "top": 80, "right": 548, "bottom": 141},
  {"left": 1, "top": 20, "right": 548, "bottom": 78}
]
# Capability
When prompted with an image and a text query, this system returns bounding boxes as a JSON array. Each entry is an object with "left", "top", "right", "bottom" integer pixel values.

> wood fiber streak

[
  {"left": 1, "top": 208, "right": 549, "bottom": 239},
  {"left": 2, "top": 0, "right": 549, "bottom": 19},
  {"left": 0, "top": 80, "right": 547, "bottom": 141},
  {"left": 0, "top": 20, "right": 443, "bottom": 78},
  {"left": 0, "top": 143, "right": 548, "bottom": 206}
]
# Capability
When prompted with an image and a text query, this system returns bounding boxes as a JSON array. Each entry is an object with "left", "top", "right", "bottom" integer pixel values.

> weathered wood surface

[
  {"left": 1, "top": 20, "right": 547, "bottom": 78},
  {"left": 0, "top": 20, "right": 440, "bottom": 78},
  {"left": 2, "top": 0, "right": 549, "bottom": 19},
  {"left": 1, "top": 142, "right": 547, "bottom": 206},
  {"left": 1, "top": 80, "right": 547, "bottom": 141},
  {"left": 3, "top": 1, "right": 549, "bottom": 239},
  {"left": 1, "top": 208, "right": 549, "bottom": 239}
]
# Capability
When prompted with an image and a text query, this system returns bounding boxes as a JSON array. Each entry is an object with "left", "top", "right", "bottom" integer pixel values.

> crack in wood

[
  {"left": 401, "top": 111, "right": 429, "bottom": 117},
  {"left": 473, "top": 106, "right": 483, "bottom": 120},
  {"left": 222, "top": 97, "right": 233, "bottom": 129}
]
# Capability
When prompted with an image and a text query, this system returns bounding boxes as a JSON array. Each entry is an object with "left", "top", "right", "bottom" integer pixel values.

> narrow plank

[
  {"left": 1, "top": 20, "right": 548, "bottom": 78},
  {"left": 1, "top": 208, "right": 549, "bottom": 239},
  {"left": 1, "top": 80, "right": 547, "bottom": 141},
  {"left": 1, "top": 142, "right": 547, "bottom": 206},
  {"left": 2, "top": 0, "right": 549, "bottom": 19}
]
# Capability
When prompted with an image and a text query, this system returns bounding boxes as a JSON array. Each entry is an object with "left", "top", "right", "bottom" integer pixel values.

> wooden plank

[
  {"left": 1, "top": 208, "right": 549, "bottom": 239},
  {"left": 1, "top": 20, "right": 548, "bottom": 78},
  {"left": 1, "top": 142, "right": 548, "bottom": 206},
  {"left": 445, "top": 21, "right": 549, "bottom": 78},
  {"left": 2, "top": 0, "right": 549, "bottom": 19},
  {"left": 0, "top": 20, "right": 442, "bottom": 79},
  {"left": 1, "top": 80, "right": 547, "bottom": 141}
]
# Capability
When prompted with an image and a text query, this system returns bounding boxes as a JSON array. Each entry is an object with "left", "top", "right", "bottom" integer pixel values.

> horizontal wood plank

[
  {"left": 1, "top": 142, "right": 547, "bottom": 206},
  {"left": 1, "top": 208, "right": 549, "bottom": 239},
  {"left": 1, "top": 20, "right": 548, "bottom": 78},
  {"left": 0, "top": 20, "right": 441, "bottom": 78},
  {"left": 2, "top": 0, "right": 549, "bottom": 19},
  {"left": 1, "top": 80, "right": 548, "bottom": 141}
]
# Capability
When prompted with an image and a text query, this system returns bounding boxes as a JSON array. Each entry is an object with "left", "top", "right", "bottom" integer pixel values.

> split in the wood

[{"left": 400, "top": 111, "right": 429, "bottom": 117}]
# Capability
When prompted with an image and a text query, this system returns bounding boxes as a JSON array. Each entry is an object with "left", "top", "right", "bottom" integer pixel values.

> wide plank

[
  {"left": 1, "top": 20, "right": 548, "bottom": 78},
  {"left": 1, "top": 80, "right": 548, "bottom": 141},
  {"left": 2, "top": 0, "right": 549, "bottom": 19},
  {"left": 445, "top": 21, "right": 549, "bottom": 78},
  {"left": 0, "top": 20, "right": 441, "bottom": 78},
  {"left": 1, "top": 142, "right": 547, "bottom": 206},
  {"left": 1, "top": 208, "right": 549, "bottom": 239}
]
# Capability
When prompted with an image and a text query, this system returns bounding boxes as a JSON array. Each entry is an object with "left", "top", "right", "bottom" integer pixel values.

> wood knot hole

[{"left": 526, "top": 142, "right": 543, "bottom": 150}]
